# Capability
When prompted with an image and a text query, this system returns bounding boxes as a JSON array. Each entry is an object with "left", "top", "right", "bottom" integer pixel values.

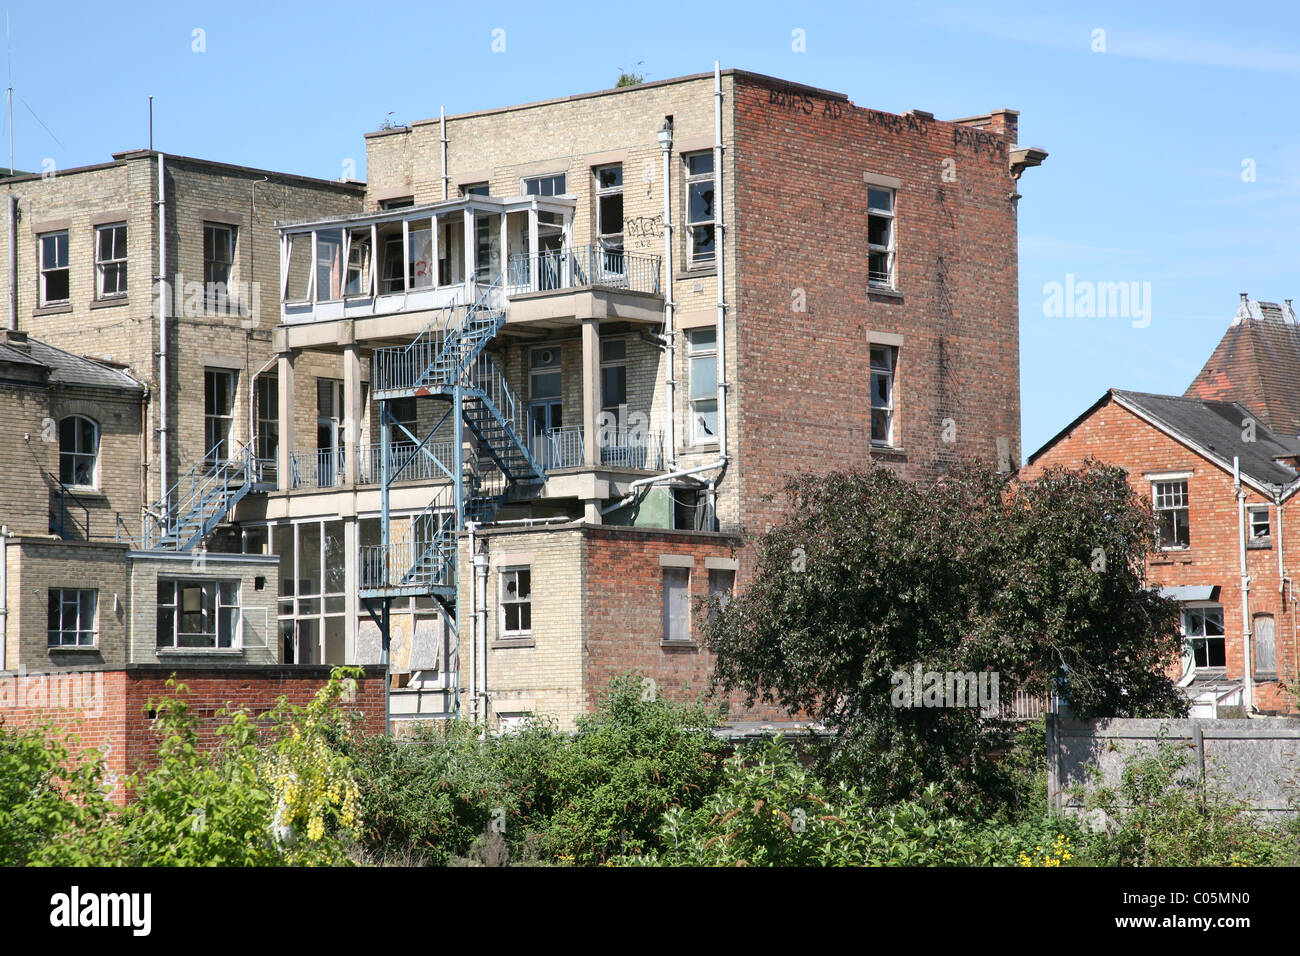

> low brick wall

[{"left": 0, "top": 664, "right": 386, "bottom": 802}]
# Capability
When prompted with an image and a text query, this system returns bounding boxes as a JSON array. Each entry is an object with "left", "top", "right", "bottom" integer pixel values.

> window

[
  {"left": 600, "top": 338, "right": 627, "bottom": 417},
  {"left": 1153, "top": 480, "right": 1190, "bottom": 549},
  {"left": 157, "top": 579, "right": 241, "bottom": 649},
  {"left": 687, "top": 328, "right": 718, "bottom": 444},
  {"left": 95, "top": 223, "right": 127, "bottom": 298},
  {"left": 205, "top": 368, "right": 237, "bottom": 462},
  {"left": 1248, "top": 505, "right": 1270, "bottom": 543},
  {"left": 58, "top": 416, "right": 99, "bottom": 488},
  {"left": 500, "top": 567, "right": 531, "bottom": 637},
  {"left": 255, "top": 375, "right": 278, "bottom": 464},
  {"left": 870, "top": 346, "right": 896, "bottom": 446},
  {"left": 1182, "top": 605, "right": 1225, "bottom": 669},
  {"left": 867, "top": 187, "right": 895, "bottom": 288},
  {"left": 203, "top": 223, "right": 236, "bottom": 297},
  {"left": 708, "top": 568, "right": 735, "bottom": 622},
  {"left": 594, "top": 163, "right": 624, "bottom": 255},
  {"left": 1254, "top": 614, "right": 1276, "bottom": 679},
  {"left": 389, "top": 396, "right": 418, "bottom": 437},
  {"left": 684, "top": 152, "right": 715, "bottom": 268},
  {"left": 47, "top": 589, "right": 97, "bottom": 647},
  {"left": 663, "top": 567, "right": 691, "bottom": 641},
  {"left": 522, "top": 173, "right": 566, "bottom": 197},
  {"left": 39, "top": 230, "right": 69, "bottom": 305},
  {"left": 461, "top": 183, "right": 489, "bottom": 197},
  {"left": 379, "top": 197, "right": 414, "bottom": 210}
]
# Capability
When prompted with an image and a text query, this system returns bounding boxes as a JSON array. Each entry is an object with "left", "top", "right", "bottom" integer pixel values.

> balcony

[
  {"left": 534, "top": 425, "right": 665, "bottom": 472},
  {"left": 286, "top": 441, "right": 457, "bottom": 490},
  {"left": 507, "top": 242, "right": 660, "bottom": 297}
]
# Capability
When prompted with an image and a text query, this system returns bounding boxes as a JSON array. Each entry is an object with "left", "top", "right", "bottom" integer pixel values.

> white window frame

[
  {"left": 594, "top": 163, "right": 624, "bottom": 252},
  {"left": 95, "top": 222, "right": 127, "bottom": 299},
  {"left": 687, "top": 328, "right": 718, "bottom": 445},
  {"left": 867, "top": 186, "right": 895, "bottom": 289},
  {"left": 204, "top": 367, "right": 238, "bottom": 462},
  {"left": 1248, "top": 504, "right": 1270, "bottom": 542},
  {"left": 684, "top": 152, "right": 715, "bottom": 269},
  {"left": 1181, "top": 602, "right": 1225, "bottom": 671},
  {"left": 47, "top": 588, "right": 98, "bottom": 647},
  {"left": 870, "top": 345, "right": 896, "bottom": 447},
  {"left": 39, "top": 230, "right": 70, "bottom": 306},
  {"left": 663, "top": 567, "right": 691, "bottom": 642},
  {"left": 156, "top": 578, "right": 242, "bottom": 650},
  {"left": 521, "top": 173, "right": 566, "bottom": 197},
  {"left": 58, "top": 415, "right": 100, "bottom": 490},
  {"left": 1152, "top": 479, "right": 1190, "bottom": 550},
  {"left": 499, "top": 566, "right": 532, "bottom": 639}
]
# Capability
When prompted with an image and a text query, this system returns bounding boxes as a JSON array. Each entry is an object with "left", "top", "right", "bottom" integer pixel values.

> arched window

[{"left": 59, "top": 416, "right": 99, "bottom": 488}]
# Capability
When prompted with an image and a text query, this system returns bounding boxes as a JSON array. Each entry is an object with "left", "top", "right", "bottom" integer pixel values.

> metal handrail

[{"left": 506, "top": 242, "right": 661, "bottom": 296}]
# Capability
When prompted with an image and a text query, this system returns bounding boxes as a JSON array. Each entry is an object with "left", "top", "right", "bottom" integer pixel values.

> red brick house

[{"left": 1025, "top": 297, "right": 1300, "bottom": 716}]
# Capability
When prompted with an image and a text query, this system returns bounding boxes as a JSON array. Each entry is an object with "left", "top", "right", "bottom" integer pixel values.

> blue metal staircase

[
  {"left": 141, "top": 441, "right": 274, "bottom": 551},
  {"left": 360, "top": 277, "right": 545, "bottom": 600}
]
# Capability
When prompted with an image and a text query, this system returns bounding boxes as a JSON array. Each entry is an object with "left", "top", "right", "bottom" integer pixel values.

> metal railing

[
  {"left": 360, "top": 440, "right": 457, "bottom": 485},
  {"left": 140, "top": 440, "right": 268, "bottom": 550},
  {"left": 506, "top": 242, "right": 661, "bottom": 296},
  {"left": 534, "top": 425, "right": 585, "bottom": 470},
  {"left": 600, "top": 426, "right": 665, "bottom": 470},
  {"left": 462, "top": 352, "right": 546, "bottom": 482},
  {"left": 290, "top": 448, "right": 345, "bottom": 489}
]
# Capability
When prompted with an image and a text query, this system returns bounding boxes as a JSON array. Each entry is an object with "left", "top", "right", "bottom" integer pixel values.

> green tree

[{"left": 704, "top": 461, "right": 1187, "bottom": 811}]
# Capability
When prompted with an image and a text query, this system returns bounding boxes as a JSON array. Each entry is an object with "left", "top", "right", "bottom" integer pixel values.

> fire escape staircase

[
  {"left": 139, "top": 441, "right": 274, "bottom": 551},
  {"left": 360, "top": 277, "right": 546, "bottom": 602}
]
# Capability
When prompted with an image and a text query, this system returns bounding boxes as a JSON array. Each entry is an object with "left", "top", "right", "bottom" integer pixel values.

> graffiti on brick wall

[
  {"left": 769, "top": 86, "right": 844, "bottom": 120},
  {"left": 626, "top": 214, "right": 664, "bottom": 249},
  {"left": 864, "top": 108, "right": 930, "bottom": 137},
  {"left": 952, "top": 125, "right": 1007, "bottom": 162}
]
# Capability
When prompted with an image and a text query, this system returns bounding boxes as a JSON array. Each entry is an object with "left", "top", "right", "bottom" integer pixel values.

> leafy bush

[{"left": 1079, "top": 737, "right": 1300, "bottom": 867}]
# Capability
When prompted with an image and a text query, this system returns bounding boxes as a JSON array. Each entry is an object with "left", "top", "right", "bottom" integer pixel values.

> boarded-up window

[
  {"left": 663, "top": 567, "right": 690, "bottom": 641},
  {"left": 1254, "top": 614, "right": 1276, "bottom": 678}
]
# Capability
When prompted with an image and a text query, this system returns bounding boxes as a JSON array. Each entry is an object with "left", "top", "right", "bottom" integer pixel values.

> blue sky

[{"left": 10, "top": 0, "right": 1299, "bottom": 455}]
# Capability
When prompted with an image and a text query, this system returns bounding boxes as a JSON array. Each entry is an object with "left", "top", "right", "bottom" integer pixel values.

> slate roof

[
  {"left": 1185, "top": 297, "right": 1300, "bottom": 439},
  {"left": 1112, "top": 390, "right": 1300, "bottom": 490},
  {"left": 0, "top": 336, "right": 142, "bottom": 392}
]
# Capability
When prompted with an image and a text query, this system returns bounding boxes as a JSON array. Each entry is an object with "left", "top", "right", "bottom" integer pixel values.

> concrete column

[
  {"left": 582, "top": 317, "right": 600, "bottom": 468},
  {"left": 343, "top": 517, "right": 358, "bottom": 662},
  {"left": 276, "top": 350, "right": 295, "bottom": 491},
  {"left": 584, "top": 499, "right": 601, "bottom": 525},
  {"left": 343, "top": 343, "right": 360, "bottom": 485}
]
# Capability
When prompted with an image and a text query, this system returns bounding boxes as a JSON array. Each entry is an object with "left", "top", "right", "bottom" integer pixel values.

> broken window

[
  {"left": 39, "top": 230, "right": 69, "bottom": 305},
  {"left": 684, "top": 152, "right": 714, "bottom": 268},
  {"left": 522, "top": 173, "right": 566, "bottom": 196},
  {"left": 708, "top": 568, "right": 735, "bottom": 622},
  {"left": 95, "top": 223, "right": 127, "bottom": 298},
  {"left": 500, "top": 567, "right": 532, "bottom": 637},
  {"left": 595, "top": 163, "right": 624, "bottom": 279},
  {"left": 870, "top": 346, "right": 895, "bottom": 446},
  {"left": 1182, "top": 605, "right": 1225, "bottom": 669},
  {"left": 346, "top": 228, "right": 372, "bottom": 296},
  {"left": 662, "top": 567, "right": 690, "bottom": 641},
  {"left": 1153, "top": 480, "right": 1190, "bottom": 549},
  {"left": 1248, "top": 504, "right": 1270, "bottom": 543},
  {"left": 867, "top": 187, "right": 895, "bottom": 288},
  {"left": 688, "top": 328, "right": 718, "bottom": 444}
]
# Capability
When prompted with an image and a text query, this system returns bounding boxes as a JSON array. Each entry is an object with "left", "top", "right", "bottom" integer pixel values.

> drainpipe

[
  {"left": 600, "top": 460, "right": 725, "bottom": 515},
  {"left": 7, "top": 194, "right": 16, "bottom": 330},
  {"left": 440, "top": 107, "right": 448, "bottom": 202},
  {"left": 1235, "top": 457, "right": 1254, "bottom": 712},
  {"left": 660, "top": 119, "right": 676, "bottom": 469},
  {"left": 157, "top": 154, "right": 169, "bottom": 505},
  {"left": 467, "top": 520, "right": 478, "bottom": 725},
  {"left": 713, "top": 61, "right": 729, "bottom": 469},
  {"left": 475, "top": 536, "right": 488, "bottom": 741},
  {"left": 1, "top": 524, "right": 9, "bottom": 670}
]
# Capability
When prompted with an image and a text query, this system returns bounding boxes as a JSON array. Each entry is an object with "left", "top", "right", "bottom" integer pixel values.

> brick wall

[
  {"left": 1023, "top": 396, "right": 1297, "bottom": 713},
  {"left": 0, "top": 665, "right": 386, "bottom": 804}
]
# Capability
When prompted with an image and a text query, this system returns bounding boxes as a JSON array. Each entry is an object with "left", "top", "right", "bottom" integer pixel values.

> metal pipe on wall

[
  {"left": 713, "top": 61, "right": 729, "bottom": 469},
  {"left": 7, "top": 194, "right": 16, "bottom": 331},
  {"left": 157, "top": 154, "right": 169, "bottom": 505},
  {"left": 1235, "top": 458, "right": 1254, "bottom": 712}
]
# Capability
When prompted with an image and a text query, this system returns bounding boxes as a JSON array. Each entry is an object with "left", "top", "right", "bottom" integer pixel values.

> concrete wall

[{"left": 1048, "top": 716, "right": 1300, "bottom": 820}]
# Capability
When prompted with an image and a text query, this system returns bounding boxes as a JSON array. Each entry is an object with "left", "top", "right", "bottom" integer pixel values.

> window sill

[
  {"left": 492, "top": 637, "right": 535, "bottom": 650},
  {"left": 33, "top": 303, "right": 73, "bottom": 316},
  {"left": 1247, "top": 540, "right": 1272, "bottom": 550},
  {"left": 682, "top": 443, "right": 720, "bottom": 454},
  {"left": 90, "top": 296, "right": 129, "bottom": 310},
  {"left": 60, "top": 486, "right": 106, "bottom": 499},
  {"left": 868, "top": 285, "right": 903, "bottom": 300},
  {"left": 660, "top": 638, "right": 698, "bottom": 649},
  {"left": 1254, "top": 673, "right": 1278, "bottom": 683},
  {"left": 156, "top": 646, "right": 243, "bottom": 656},
  {"left": 679, "top": 266, "right": 717, "bottom": 280},
  {"left": 48, "top": 644, "right": 100, "bottom": 653}
]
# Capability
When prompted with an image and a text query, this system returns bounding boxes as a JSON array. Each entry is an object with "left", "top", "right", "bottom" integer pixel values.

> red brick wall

[
  {"left": 1023, "top": 397, "right": 1297, "bottom": 713},
  {"left": 0, "top": 666, "right": 386, "bottom": 802},
  {"left": 583, "top": 526, "right": 795, "bottom": 722},
  {"left": 731, "top": 76, "right": 1023, "bottom": 539}
]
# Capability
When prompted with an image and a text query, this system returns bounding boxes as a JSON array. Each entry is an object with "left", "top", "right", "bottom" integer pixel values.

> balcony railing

[
  {"left": 532, "top": 425, "right": 665, "bottom": 471},
  {"left": 290, "top": 448, "right": 345, "bottom": 489},
  {"left": 287, "top": 442, "right": 458, "bottom": 489},
  {"left": 507, "top": 242, "right": 661, "bottom": 297}
]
